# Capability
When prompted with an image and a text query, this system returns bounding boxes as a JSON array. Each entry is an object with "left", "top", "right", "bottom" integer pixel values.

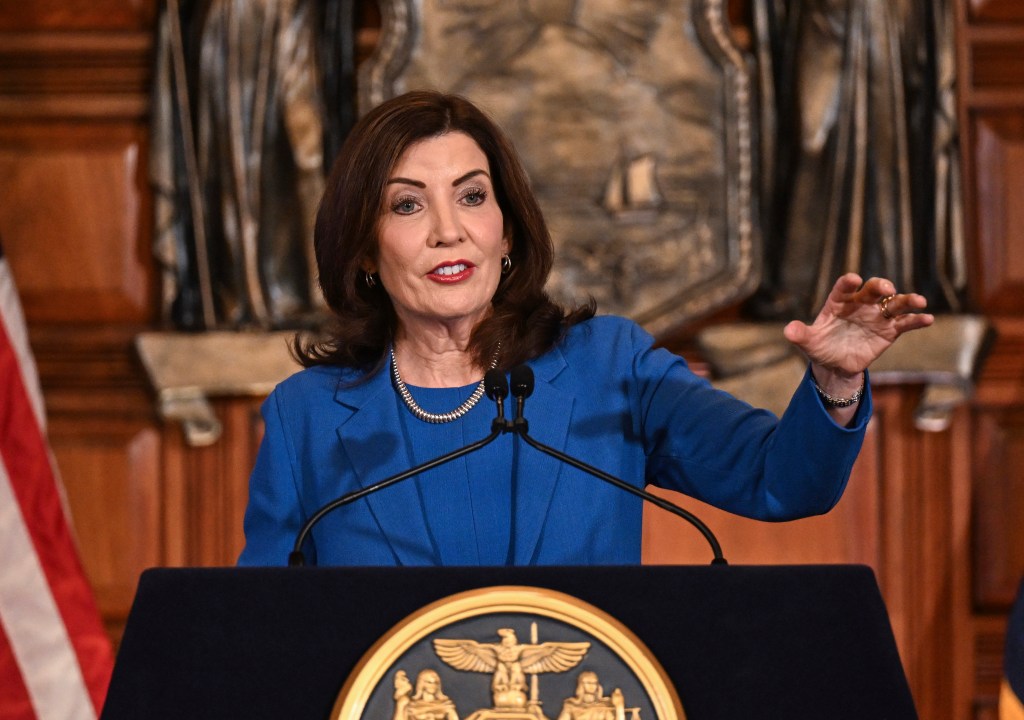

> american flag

[{"left": 0, "top": 240, "right": 113, "bottom": 719}]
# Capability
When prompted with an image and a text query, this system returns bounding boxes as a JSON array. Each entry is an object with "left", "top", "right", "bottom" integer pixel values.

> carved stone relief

[{"left": 360, "top": 0, "right": 760, "bottom": 337}]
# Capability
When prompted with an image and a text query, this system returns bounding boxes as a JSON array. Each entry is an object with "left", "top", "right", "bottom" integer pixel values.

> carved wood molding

[
  {"left": 0, "top": 30, "right": 152, "bottom": 119},
  {"left": 972, "top": 618, "right": 1009, "bottom": 719},
  {"left": 28, "top": 324, "right": 150, "bottom": 392},
  {"left": 0, "top": 1, "right": 156, "bottom": 33}
]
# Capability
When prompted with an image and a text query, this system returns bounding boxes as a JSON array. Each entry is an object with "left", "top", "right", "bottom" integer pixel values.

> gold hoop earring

[
  {"left": 364, "top": 271, "right": 377, "bottom": 289},
  {"left": 501, "top": 254, "right": 512, "bottom": 274}
]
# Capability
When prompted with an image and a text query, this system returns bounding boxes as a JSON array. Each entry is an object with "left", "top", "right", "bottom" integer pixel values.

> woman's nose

[{"left": 427, "top": 204, "right": 464, "bottom": 246}]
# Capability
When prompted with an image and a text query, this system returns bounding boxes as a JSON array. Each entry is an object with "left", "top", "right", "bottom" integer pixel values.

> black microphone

[
  {"left": 506, "top": 364, "right": 728, "bottom": 565},
  {"left": 510, "top": 364, "right": 533, "bottom": 430},
  {"left": 484, "top": 368, "right": 509, "bottom": 432},
  {"left": 288, "top": 375, "right": 509, "bottom": 567}
]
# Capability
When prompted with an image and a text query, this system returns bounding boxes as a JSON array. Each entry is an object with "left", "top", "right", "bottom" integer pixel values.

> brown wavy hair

[{"left": 296, "top": 90, "right": 594, "bottom": 375}]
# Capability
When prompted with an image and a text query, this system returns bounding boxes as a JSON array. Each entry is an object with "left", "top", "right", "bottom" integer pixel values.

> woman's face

[{"left": 371, "top": 132, "right": 509, "bottom": 338}]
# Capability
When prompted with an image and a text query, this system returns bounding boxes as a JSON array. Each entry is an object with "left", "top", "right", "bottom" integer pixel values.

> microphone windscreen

[
  {"left": 485, "top": 369, "right": 509, "bottom": 400},
  {"left": 510, "top": 365, "right": 535, "bottom": 399}
]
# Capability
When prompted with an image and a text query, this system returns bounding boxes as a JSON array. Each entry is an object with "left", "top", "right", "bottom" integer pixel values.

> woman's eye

[
  {"left": 462, "top": 190, "right": 487, "bottom": 206},
  {"left": 392, "top": 198, "right": 418, "bottom": 214}
]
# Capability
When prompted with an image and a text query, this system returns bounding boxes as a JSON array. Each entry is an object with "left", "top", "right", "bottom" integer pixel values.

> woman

[
  {"left": 238, "top": 91, "right": 933, "bottom": 567},
  {"left": 557, "top": 671, "right": 624, "bottom": 720},
  {"left": 393, "top": 669, "right": 460, "bottom": 720}
]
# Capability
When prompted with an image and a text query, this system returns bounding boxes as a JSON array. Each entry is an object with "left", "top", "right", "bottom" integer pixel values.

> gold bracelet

[{"left": 813, "top": 377, "right": 864, "bottom": 408}]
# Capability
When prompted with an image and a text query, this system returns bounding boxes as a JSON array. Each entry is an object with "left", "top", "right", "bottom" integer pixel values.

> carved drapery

[
  {"left": 150, "top": 0, "right": 355, "bottom": 331},
  {"left": 750, "top": 0, "right": 967, "bottom": 320}
]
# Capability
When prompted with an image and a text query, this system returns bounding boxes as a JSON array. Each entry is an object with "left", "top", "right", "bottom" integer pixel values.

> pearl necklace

[{"left": 390, "top": 344, "right": 500, "bottom": 424}]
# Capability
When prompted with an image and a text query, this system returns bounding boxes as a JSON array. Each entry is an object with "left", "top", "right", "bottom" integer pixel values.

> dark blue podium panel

[{"left": 102, "top": 564, "right": 917, "bottom": 720}]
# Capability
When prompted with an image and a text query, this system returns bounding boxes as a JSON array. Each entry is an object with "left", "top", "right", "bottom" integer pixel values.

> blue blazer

[{"left": 238, "top": 316, "right": 870, "bottom": 567}]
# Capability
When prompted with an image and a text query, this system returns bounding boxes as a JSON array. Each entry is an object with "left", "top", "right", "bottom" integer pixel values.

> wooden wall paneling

[
  {"left": 181, "top": 433, "right": 228, "bottom": 567},
  {"left": 0, "top": 23, "right": 156, "bottom": 323},
  {"left": 951, "top": 402, "right": 977, "bottom": 720},
  {"left": 970, "top": 112, "right": 1024, "bottom": 314},
  {"left": 50, "top": 420, "right": 161, "bottom": 645},
  {"left": 918, "top": 406, "right": 973, "bottom": 720},
  {"left": 871, "top": 389, "right": 910, "bottom": 669},
  {"left": 0, "top": 0, "right": 159, "bottom": 312},
  {"left": 0, "top": 122, "right": 154, "bottom": 324},
  {"left": 969, "top": 323, "right": 1024, "bottom": 717},
  {"left": 976, "top": 319, "right": 1024, "bottom": 405},
  {"left": 957, "top": 0, "right": 1024, "bottom": 320},
  {"left": 972, "top": 405, "right": 1024, "bottom": 609},
  {"left": 958, "top": 0, "right": 1024, "bottom": 708},
  {"left": 969, "top": 0, "right": 1024, "bottom": 24},
  {"left": 223, "top": 399, "right": 267, "bottom": 561},
  {"left": 971, "top": 41, "right": 1024, "bottom": 88},
  {"left": 161, "top": 397, "right": 266, "bottom": 568},
  {"left": 974, "top": 614, "right": 1010, "bottom": 719},
  {"left": 0, "top": 2, "right": 156, "bottom": 32},
  {"left": 201, "top": 398, "right": 265, "bottom": 566},
  {"left": 850, "top": 387, "right": 969, "bottom": 720},
  {"left": 863, "top": 388, "right": 971, "bottom": 720},
  {"left": 159, "top": 408, "right": 188, "bottom": 569}
]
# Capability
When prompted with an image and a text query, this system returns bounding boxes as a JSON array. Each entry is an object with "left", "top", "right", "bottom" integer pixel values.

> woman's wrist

[
  {"left": 810, "top": 366, "right": 866, "bottom": 408},
  {"left": 813, "top": 377, "right": 864, "bottom": 408}
]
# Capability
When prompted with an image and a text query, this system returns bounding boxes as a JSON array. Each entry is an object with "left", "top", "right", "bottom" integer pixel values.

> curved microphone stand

[
  {"left": 288, "top": 367, "right": 728, "bottom": 566},
  {"left": 505, "top": 365, "right": 728, "bottom": 565}
]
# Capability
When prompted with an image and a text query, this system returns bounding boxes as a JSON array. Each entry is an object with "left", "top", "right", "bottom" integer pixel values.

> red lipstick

[{"left": 427, "top": 260, "right": 475, "bottom": 283}]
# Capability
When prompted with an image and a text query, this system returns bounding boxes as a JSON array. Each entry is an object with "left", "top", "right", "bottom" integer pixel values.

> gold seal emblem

[{"left": 331, "top": 586, "right": 685, "bottom": 720}]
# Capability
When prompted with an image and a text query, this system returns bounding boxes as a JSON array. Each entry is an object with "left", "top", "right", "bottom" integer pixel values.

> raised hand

[
  {"left": 783, "top": 273, "right": 934, "bottom": 422},
  {"left": 783, "top": 273, "right": 933, "bottom": 377}
]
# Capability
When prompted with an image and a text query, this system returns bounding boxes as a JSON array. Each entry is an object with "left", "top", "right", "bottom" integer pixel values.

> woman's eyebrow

[
  {"left": 453, "top": 169, "right": 489, "bottom": 185},
  {"left": 385, "top": 177, "right": 425, "bottom": 188},
  {"left": 385, "top": 169, "right": 489, "bottom": 188}
]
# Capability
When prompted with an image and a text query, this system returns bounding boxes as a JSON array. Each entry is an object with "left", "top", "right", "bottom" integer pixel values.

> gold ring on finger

[{"left": 879, "top": 294, "right": 897, "bottom": 320}]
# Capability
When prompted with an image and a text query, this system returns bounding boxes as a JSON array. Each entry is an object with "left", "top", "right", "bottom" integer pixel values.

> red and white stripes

[{"left": 0, "top": 246, "right": 112, "bottom": 719}]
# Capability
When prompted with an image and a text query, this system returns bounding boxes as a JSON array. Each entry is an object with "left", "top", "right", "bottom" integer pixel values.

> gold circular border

[{"left": 331, "top": 585, "right": 685, "bottom": 719}]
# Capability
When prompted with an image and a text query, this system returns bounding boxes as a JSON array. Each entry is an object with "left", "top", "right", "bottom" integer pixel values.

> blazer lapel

[
  {"left": 334, "top": 371, "right": 439, "bottom": 566},
  {"left": 512, "top": 347, "right": 573, "bottom": 564},
  {"left": 331, "top": 347, "right": 576, "bottom": 567}
]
